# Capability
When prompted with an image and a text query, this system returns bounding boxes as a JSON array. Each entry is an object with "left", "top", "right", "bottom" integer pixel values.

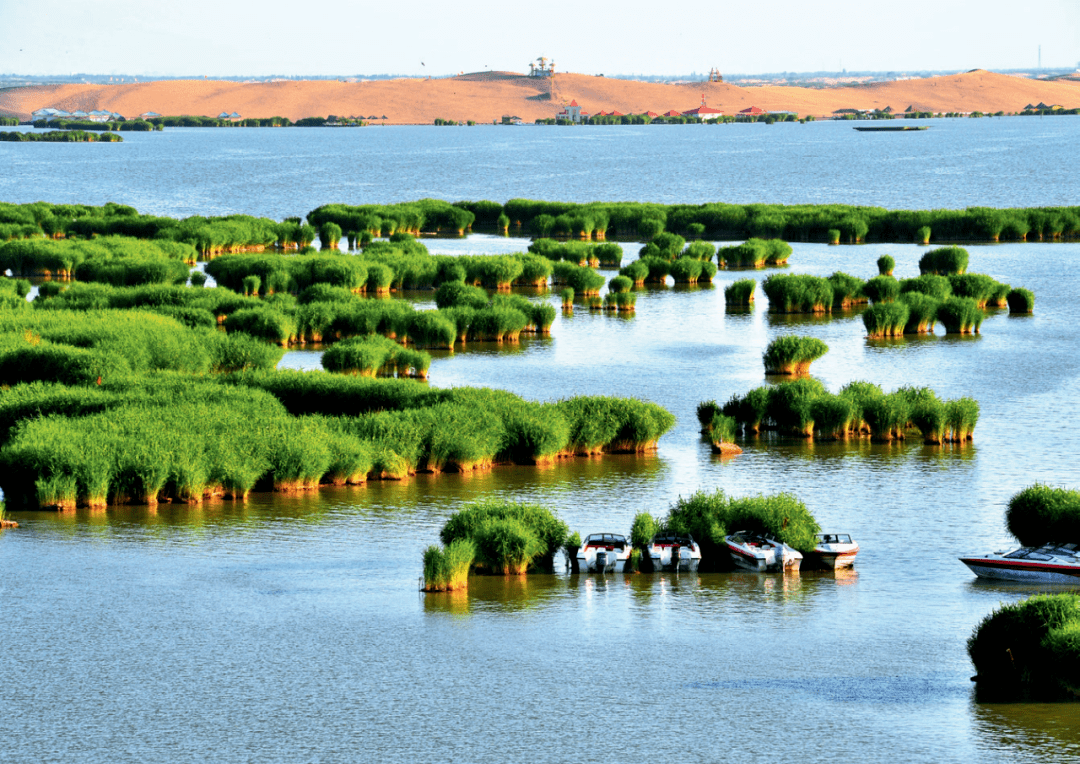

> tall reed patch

[
  {"left": 862, "top": 392, "right": 912, "bottom": 441},
  {"left": 618, "top": 260, "right": 649, "bottom": 286},
  {"left": 949, "top": 273, "right": 1007, "bottom": 308},
  {"left": 937, "top": 297, "right": 984, "bottom": 334},
  {"left": 761, "top": 274, "right": 833, "bottom": 313},
  {"left": 438, "top": 500, "right": 569, "bottom": 575},
  {"left": 899, "top": 292, "right": 940, "bottom": 334},
  {"left": 422, "top": 539, "right": 476, "bottom": 592},
  {"left": 1006, "top": 484, "right": 1080, "bottom": 547},
  {"left": 762, "top": 335, "right": 829, "bottom": 375},
  {"left": 901, "top": 274, "right": 952, "bottom": 300},
  {"left": 862, "top": 275, "right": 900, "bottom": 304},
  {"left": 876, "top": 255, "right": 895, "bottom": 276},
  {"left": 967, "top": 593, "right": 1080, "bottom": 700},
  {"left": 1007, "top": 287, "right": 1035, "bottom": 313},
  {"left": 662, "top": 489, "right": 821, "bottom": 569},
  {"left": 767, "top": 377, "right": 825, "bottom": 436},
  {"left": 919, "top": 246, "right": 969, "bottom": 275},
  {"left": 724, "top": 278, "right": 756, "bottom": 306},
  {"left": 827, "top": 272, "right": 865, "bottom": 308},
  {"left": 862, "top": 302, "right": 909, "bottom": 338},
  {"left": 945, "top": 397, "right": 979, "bottom": 442}
]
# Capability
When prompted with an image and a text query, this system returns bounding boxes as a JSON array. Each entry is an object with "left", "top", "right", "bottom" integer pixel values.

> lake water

[{"left": 3, "top": 121, "right": 1080, "bottom": 763}]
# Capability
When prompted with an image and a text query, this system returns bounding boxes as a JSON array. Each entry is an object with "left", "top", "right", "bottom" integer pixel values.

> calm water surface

[{"left": 3, "top": 124, "right": 1080, "bottom": 763}]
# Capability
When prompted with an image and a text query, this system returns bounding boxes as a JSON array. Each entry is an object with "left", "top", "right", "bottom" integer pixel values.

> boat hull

[
  {"left": 807, "top": 549, "right": 858, "bottom": 570},
  {"left": 961, "top": 557, "right": 1080, "bottom": 584}
]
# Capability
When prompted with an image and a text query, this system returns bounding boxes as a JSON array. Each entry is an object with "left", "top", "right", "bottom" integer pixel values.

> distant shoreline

[{"left": 1, "top": 70, "right": 1078, "bottom": 125}]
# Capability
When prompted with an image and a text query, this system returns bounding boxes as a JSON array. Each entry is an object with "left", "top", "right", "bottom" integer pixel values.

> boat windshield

[
  {"left": 816, "top": 534, "right": 852, "bottom": 544},
  {"left": 651, "top": 533, "right": 694, "bottom": 546},
  {"left": 584, "top": 533, "right": 627, "bottom": 547}
]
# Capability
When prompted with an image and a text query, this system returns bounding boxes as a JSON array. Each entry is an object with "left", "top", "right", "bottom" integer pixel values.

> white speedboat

[
  {"left": 806, "top": 533, "right": 859, "bottom": 570},
  {"left": 576, "top": 533, "right": 631, "bottom": 573},
  {"left": 647, "top": 532, "right": 701, "bottom": 573},
  {"left": 960, "top": 543, "right": 1080, "bottom": 584},
  {"left": 725, "top": 531, "right": 803, "bottom": 572}
]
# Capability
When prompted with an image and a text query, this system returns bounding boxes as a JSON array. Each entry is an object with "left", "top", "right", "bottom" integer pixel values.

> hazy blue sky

[{"left": 2, "top": 0, "right": 1078, "bottom": 77}]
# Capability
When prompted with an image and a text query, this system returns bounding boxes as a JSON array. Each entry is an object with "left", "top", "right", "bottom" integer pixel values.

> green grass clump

[
  {"left": 767, "top": 378, "right": 826, "bottom": 437},
  {"left": 862, "top": 301, "right": 910, "bottom": 338},
  {"left": 763, "top": 239, "right": 792, "bottom": 265},
  {"left": 949, "top": 273, "right": 1007, "bottom": 308},
  {"left": 1006, "top": 484, "right": 1080, "bottom": 547},
  {"left": 435, "top": 282, "right": 489, "bottom": 310},
  {"left": 899, "top": 292, "right": 940, "bottom": 334},
  {"left": 669, "top": 258, "right": 704, "bottom": 284},
  {"left": 662, "top": 488, "right": 820, "bottom": 570},
  {"left": 916, "top": 225, "right": 931, "bottom": 244},
  {"left": 560, "top": 287, "right": 574, "bottom": 308},
  {"left": 551, "top": 262, "right": 606, "bottom": 294},
  {"left": 637, "top": 257, "right": 670, "bottom": 284},
  {"left": 724, "top": 279, "right": 756, "bottom": 306},
  {"left": 224, "top": 307, "right": 297, "bottom": 346},
  {"left": 683, "top": 240, "right": 715, "bottom": 261},
  {"left": 1006, "top": 287, "right": 1035, "bottom": 314},
  {"left": 967, "top": 593, "right": 1080, "bottom": 700},
  {"left": 810, "top": 395, "right": 856, "bottom": 440},
  {"left": 422, "top": 538, "right": 476, "bottom": 592},
  {"left": 618, "top": 260, "right": 648, "bottom": 285},
  {"left": 945, "top": 397, "right": 979, "bottom": 442},
  {"left": 608, "top": 275, "right": 633, "bottom": 293},
  {"left": 901, "top": 274, "right": 952, "bottom": 300},
  {"left": 761, "top": 274, "right": 833, "bottom": 313},
  {"left": 919, "top": 246, "right": 969, "bottom": 275},
  {"left": 630, "top": 512, "right": 661, "bottom": 549},
  {"left": 718, "top": 240, "right": 767, "bottom": 268},
  {"left": 862, "top": 391, "right": 912, "bottom": 441},
  {"left": 439, "top": 499, "right": 569, "bottom": 575},
  {"left": 862, "top": 275, "right": 900, "bottom": 304},
  {"left": 722, "top": 386, "right": 771, "bottom": 433},
  {"left": 826, "top": 272, "right": 866, "bottom": 308},
  {"left": 876, "top": 255, "right": 894, "bottom": 276},
  {"left": 827, "top": 229, "right": 841, "bottom": 245},
  {"left": 937, "top": 297, "right": 984, "bottom": 334},
  {"left": 762, "top": 335, "right": 829, "bottom": 375}
]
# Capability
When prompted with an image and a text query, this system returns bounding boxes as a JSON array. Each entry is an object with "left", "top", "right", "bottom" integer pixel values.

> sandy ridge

[{"left": 1, "top": 70, "right": 1078, "bottom": 124}]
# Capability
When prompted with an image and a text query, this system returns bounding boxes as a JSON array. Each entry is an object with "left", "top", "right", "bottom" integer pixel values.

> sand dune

[{"left": 1, "top": 70, "right": 1078, "bottom": 124}]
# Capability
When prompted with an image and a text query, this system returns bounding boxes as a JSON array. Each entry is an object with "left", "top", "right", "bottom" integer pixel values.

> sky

[{"left": 2, "top": 0, "right": 1078, "bottom": 77}]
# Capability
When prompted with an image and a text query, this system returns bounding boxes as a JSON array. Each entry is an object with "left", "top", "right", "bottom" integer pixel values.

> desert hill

[{"left": 1, "top": 70, "right": 1078, "bottom": 124}]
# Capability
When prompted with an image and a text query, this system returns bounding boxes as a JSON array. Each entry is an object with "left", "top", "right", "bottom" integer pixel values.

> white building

[{"left": 556, "top": 100, "right": 589, "bottom": 124}]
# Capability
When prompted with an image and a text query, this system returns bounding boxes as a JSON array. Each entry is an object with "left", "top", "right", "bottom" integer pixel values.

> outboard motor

[{"left": 596, "top": 550, "right": 610, "bottom": 573}]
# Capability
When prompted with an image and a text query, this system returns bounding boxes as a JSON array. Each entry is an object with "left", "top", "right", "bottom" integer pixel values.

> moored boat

[
  {"left": 960, "top": 543, "right": 1080, "bottom": 584},
  {"left": 647, "top": 532, "right": 701, "bottom": 573},
  {"left": 576, "top": 533, "right": 631, "bottom": 573},
  {"left": 725, "top": 530, "right": 803, "bottom": 572},
  {"left": 806, "top": 533, "right": 859, "bottom": 570}
]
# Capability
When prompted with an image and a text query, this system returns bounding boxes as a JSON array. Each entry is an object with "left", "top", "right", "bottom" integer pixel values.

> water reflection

[{"left": 971, "top": 703, "right": 1080, "bottom": 761}]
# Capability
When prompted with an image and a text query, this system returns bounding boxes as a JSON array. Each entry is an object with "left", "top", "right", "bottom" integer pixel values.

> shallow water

[{"left": 4, "top": 124, "right": 1080, "bottom": 762}]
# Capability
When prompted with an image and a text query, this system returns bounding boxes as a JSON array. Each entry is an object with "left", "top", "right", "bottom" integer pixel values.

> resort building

[
  {"left": 682, "top": 96, "right": 724, "bottom": 121},
  {"left": 555, "top": 100, "right": 588, "bottom": 124},
  {"left": 738, "top": 106, "right": 766, "bottom": 116}
]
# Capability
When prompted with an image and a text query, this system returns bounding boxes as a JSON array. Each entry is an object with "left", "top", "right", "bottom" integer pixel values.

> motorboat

[
  {"left": 960, "top": 543, "right": 1080, "bottom": 584},
  {"left": 576, "top": 533, "right": 631, "bottom": 573},
  {"left": 806, "top": 533, "right": 859, "bottom": 570},
  {"left": 647, "top": 532, "right": 701, "bottom": 573},
  {"left": 725, "top": 530, "right": 803, "bottom": 572}
]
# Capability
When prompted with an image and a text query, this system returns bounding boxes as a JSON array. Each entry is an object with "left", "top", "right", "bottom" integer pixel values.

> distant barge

[{"left": 853, "top": 126, "right": 929, "bottom": 132}]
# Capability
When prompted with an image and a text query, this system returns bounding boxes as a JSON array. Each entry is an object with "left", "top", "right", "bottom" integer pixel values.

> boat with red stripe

[{"left": 960, "top": 543, "right": 1080, "bottom": 584}]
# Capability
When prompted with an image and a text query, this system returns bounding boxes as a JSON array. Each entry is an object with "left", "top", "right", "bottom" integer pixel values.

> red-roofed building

[
  {"left": 609, "top": 111, "right": 625, "bottom": 117},
  {"left": 556, "top": 99, "right": 587, "bottom": 123},
  {"left": 662, "top": 110, "right": 682, "bottom": 117},
  {"left": 738, "top": 106, "right": 766, "bottom": 116},
  {"left": 682, "top": 95, "right": 724, "bottom": 120},
  {"left": 645, "top": 111, "right": 659, "bottom": 118}
]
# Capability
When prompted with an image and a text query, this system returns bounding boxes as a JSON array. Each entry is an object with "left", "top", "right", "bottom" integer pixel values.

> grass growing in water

[
  {"left": 724, "top": 279, "right": 756, "bottom": 306},
  {"left": 1007, "top": 287, "right": 1035, "bottom": 313},
  {"left": 937, "top": 297, "right": 984, "bottom": 334},
  {"left": 422, "top": 538, "right": 477, "bottom": 592},
  {"left": 967, "top": 593, "right": 1080, "bottom": 700},
  {"left": 862, "top": 302, "right": 909, "bottom": 338},
  {"left": 762, "top": 335, "right": 829, "bottom": 375}
]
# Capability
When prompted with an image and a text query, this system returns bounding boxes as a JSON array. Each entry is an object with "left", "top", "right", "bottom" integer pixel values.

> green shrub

[
  {"left": 1006, "top": 287, "right": 1035, "bottom": 313},
  {"left": 762, "top": 335, "right": 829, "bottom": 374},
  {"left": 901, "top": 274, "right": 952, "bottom": 300},
  {"left": 876, "top": 255, "right": 894, "bottom": 276},
  {"left": 862, "top": 275, "right": 900, "bottom": 304},
  {"left": 724, "top": 278, "right": 756, "bottom": 306},
  {"left": 937, "top": 297, "right": 983, "bottom": 334},
  {"left": 919, "top": 246, "right": 969, "bottom": 275},
  {"left": 967, "top": 593, "right": 1080, "bottom": 700},
  {"left": 761, "top": 274, "right": 833, "bottom": 313},
  {"left": 862, "top": 301, "right": 909, "bottom": 338}
]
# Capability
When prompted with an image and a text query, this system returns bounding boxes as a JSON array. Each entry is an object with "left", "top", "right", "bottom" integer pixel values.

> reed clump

[
  {"left": 422, "top": 539, "right": 476, "bottom": 592},
  {"left": 826, "top": 272, "right": 866, "bottom": 308},
  {"left": 968, "top": 593, "right": 1080, "bottom": 701},
  {"left": 937, "top": 297, "right": 984, "bottom": 334},
  {"left": 724, "top": 278, "right": 756, "bottom": 306},
  {"left": 919, "top": 246, "right": 969, "bottom": 275},
  {"left": 876, "top": 255, "right": 894, "bottom": 276},
  {"left": 1007, "top": 287, "right": 1035, "bottom": 314},
  {"left": 1006, "top": 484, "right": 1080, "bottom": 548},
  {"left": 862, "top": 275, "right": 900, "bottom": 304},
  {"left": 438, "top": 500, "right": 569, "bottom": 575},
  {"left": 718, "top": 381, "right": 977, "bottom": 444},
  {"left": 761, "top": 274, "right": 833, "bottom": 313},
  {"left": 661, "top": 488, "right": 820, "bottom": 570},
  {"left": 762, "top": 335, "right": 829, "bottom": 375},
  {"left": 862, "top": 301, "right": 909, "bottom": 338}
]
